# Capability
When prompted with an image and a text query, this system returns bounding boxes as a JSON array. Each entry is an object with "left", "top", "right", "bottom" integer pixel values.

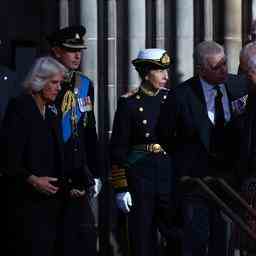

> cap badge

[{"left": 160, "top": 53, "right": 170, "bottom": 65}]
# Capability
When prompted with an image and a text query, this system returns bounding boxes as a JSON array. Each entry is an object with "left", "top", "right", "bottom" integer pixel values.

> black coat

[
  {"left": 1, "top": 94, "right": 68, "bottom": 256},
  {"left": 1, "top": 94, "right": 63, "bottom": 188},
  {"left": 156, "top": 74, "right": 248, "bottom": 183}
]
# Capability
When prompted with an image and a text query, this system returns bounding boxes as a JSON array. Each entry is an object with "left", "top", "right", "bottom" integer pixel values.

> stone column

[
  {"left": 176, "top": 0, "right": 194, "bottom": 82},
  {"left": 80, "top": 0, "right": 100, "bottom": 238},
  {"left": 107, "top": 0, "right": 117, "bottom": 131},
  {"left": 128, "top": 0, "right": 146, "bottom": 89},
  {"left": 155, "top": 0, "right": 165, "bottom": 48},
  {"left": 224, "top": 0, "right": 242, "bottom": 73},
  {"left": 59, "top": 0, "right": 69, "bottom": 28},
  {"left": 253, "top": 0, "right": 256, "bottom": 20},
  {"left": 80, "top": 0, "right": 98, "bottom": 121},
  {"left": 204, "top": 0, "right": 213, "bottom": 41}
]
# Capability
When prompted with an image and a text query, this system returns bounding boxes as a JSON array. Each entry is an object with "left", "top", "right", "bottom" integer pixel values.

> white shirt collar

[{"left": 199, "top": 77, "right": 225, "bottom": 92}]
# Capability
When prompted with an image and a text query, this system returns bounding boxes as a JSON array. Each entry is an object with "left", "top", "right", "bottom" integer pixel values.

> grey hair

[
  {"left": 194, "top": 41, "right": 225, "bottom": 67},
  {"left": 239, "top": 42, "right": 256, "bottom": 62},
  {"left": 247, "top": 55, "right": 256, "bottom": 71},
  {"left": 23, "top": 56, "right": 67, "bottom": 92}
]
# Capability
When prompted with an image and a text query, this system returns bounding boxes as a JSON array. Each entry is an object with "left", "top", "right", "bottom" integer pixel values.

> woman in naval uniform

[{"left": 110, "top": 48, "right": 177, "bottom": 256}]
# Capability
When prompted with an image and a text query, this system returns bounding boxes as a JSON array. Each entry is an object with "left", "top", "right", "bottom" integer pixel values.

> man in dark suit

[{"left": 156, "top": 41, "right": 248, "bottom": 256}]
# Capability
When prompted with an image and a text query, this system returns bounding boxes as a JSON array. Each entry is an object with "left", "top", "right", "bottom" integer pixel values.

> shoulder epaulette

[{"left": 121, "top": 88, "right": 139, "bottom": 98}]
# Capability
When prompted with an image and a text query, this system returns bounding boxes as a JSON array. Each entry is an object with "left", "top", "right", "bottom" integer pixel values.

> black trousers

[
  {"left": 127, "top": 153, "right": 175, "bottom": 256},
  {"left": 181, "top": 195, "right": 228, "bottom": 256},
  {"left": 6, "top": 186, "right": 96, "bottom": 256},
  {"left": 6, "top": 190, "right": 62, "bottom": 256},
  {"left": 56, "top": 195, "right": 97, "bottom": 256}
]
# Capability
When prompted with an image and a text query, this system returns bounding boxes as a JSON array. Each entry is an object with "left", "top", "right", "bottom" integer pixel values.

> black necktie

[
  {"left": 210, "top": 86, "right": 226, "bottom": 161},
  {"left": 214, "top": 85, "right": 225, "bottom": 128}
]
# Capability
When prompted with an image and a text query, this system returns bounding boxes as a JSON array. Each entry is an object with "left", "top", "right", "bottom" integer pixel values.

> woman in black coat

[{"left": 1, "top": 56, "right": 66, "bottom": 256}]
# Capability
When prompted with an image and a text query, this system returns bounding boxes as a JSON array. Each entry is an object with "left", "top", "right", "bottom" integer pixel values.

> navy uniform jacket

[
  {"left": 55, "top": 71, "right": 101, "bottom": 189},
  {"left": 156, "top": 74, "right": 248, "bottom": 185},
  {"left": 110, "top": 86, "right": 169, "bottom": 192}
]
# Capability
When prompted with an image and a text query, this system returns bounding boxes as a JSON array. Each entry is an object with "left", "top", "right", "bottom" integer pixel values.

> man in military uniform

[
  {"left": 110, "top": 49, "right": 177, "bottom": 256},
  {"left": 47, "top": 25, "right": 102, "bottom": 256}
]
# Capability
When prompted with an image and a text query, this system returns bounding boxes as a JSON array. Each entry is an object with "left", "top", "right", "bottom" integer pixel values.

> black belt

[{"left": 132, "top": 143, "right": 166, "bottom": 154}]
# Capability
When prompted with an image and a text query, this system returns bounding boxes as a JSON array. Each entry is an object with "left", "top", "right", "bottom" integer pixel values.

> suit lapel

[{"left": 190, "top": 77, "right": 212, "bottom": 151}]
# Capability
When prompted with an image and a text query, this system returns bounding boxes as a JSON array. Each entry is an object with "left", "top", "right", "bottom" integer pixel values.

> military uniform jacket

[
  {"left": 110, "top": 86, "right": 169, "bottom": 191},
  {"left": 56, "top": 72, "right": 100, "bottom": 188}
]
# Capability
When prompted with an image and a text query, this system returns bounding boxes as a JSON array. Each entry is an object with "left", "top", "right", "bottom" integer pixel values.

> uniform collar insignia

[
  {"left": 63, "top": 70, "right": 75, "bottom": 84},
  {"left": 140, "top": 85, "right": 159, "bottom": 96},
  {"left": 121, "top": 88, "right": 139, "bottom": 98}
]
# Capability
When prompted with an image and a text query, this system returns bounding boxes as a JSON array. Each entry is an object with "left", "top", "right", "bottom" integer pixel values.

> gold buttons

[
  {"left": 145, "top": 133, "right": 150, "bottom": 138},
  {"left": 139, "top": 107, "right": 144, "bottom": 112},
  {"left": 136, "top": 95, "right": 141, "bottom": 100},
  {"left": 163, "top": 95, "right": 167, "bottom": 99},
  {"left": 142, "top": 120, "right": 147, "bottom": 125}
]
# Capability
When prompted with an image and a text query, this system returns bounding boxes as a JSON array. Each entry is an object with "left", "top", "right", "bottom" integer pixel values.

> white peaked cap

[
  {"left": 132, "top": 48, "right": 171, "bottom": 68},
  {"left": 136, "top": 48, "right": 166, "bottom": 60}
]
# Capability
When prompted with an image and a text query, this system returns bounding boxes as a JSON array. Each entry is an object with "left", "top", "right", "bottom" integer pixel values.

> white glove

[
  {"left": 116, "top": 192, "right": 133, "bottom": 213},
  {"left": 93, "top": 178, "right": 102, "bottom": 198}
]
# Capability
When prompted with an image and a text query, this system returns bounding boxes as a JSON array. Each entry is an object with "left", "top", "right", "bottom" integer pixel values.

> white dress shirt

[{"left": 200, "top": 78, "right": 231, "bottom": 124}]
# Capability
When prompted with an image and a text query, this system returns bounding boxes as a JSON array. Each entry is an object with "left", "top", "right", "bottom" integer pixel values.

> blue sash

[{"left": 62, "top": 75, "right": 90, "bottom": 142}]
